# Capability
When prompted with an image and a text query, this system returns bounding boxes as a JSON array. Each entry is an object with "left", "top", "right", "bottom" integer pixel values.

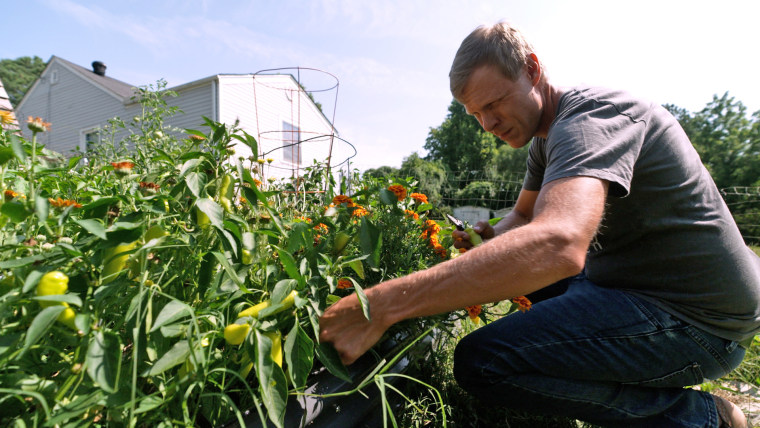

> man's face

[{"left": 458, "top": 64, "right": 542, "bottom": 149}]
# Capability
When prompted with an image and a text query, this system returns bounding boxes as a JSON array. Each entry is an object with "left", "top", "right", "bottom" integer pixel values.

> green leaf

[
  {"left": 33, "top": 294, "right": 82, "bottom": 307},
  {"left": 0, "top": 147, "right": 14, "bottom": 165},
  {"left": 74, "top": 218, "right": 107, "bottom": 240},
  {"left": 275, "top": 246, "right": 303, "bottom": 286},
  {"left": 284, "top": 322, "right": 313, "bottom": 389},
  {"left": 184, "top": 171, "right": 205, "bottom": 198},
  {"left": 179, "top": 158, "right": 203, "bottom": 178},
  {"left": 253, "top": 330, "right": 287, "bottom": 428},
  {"left": 150, "top": 300, "right": 192, "bottom": 333},
  {"left": 359, "top": 217, "right": 382, "bottom": 268},
  {"left": 85, "top": 331, "right": 122, "bottom": 393},
  {"left": 0, "top": 332, "right": 21, "bottom": 358},
  {"left": 134, "top": 395, "right": 164, "bottom": 414},
  {"left": 22, "top": 306, "right": 66, "bottom": 355},
  {"left": 352, "top": 281, "right": 371, "bottom": 321},
  {"left": 35, "top": 195, "right": 49, "bottom": 225},
  {"left": 195, "top": 197, "right": 224, "bottom": 230},
  {"left": 80, "top": 197, "right": 119, "bottom": 216},
  {"left": 348, "top": 259, "right": 365, "bottom": 280},
  {"left": 22, "top": 270, "right": 44, "bottom": 293},
  {"left": 417, "top": 202, "right": 433, "bottom": 212},
  {"left": 379, "top": 188, "right": 398, "bottom": 205},
  {"left": 143, "top": 340, "right": 190, "bottom": 376},
  {"left": 1, "top": 201, "right": 30, "bottom": 223},
  {"left": 314, "top": 342, "right": 352, "bottom": 382},
  {"left": 10, "top": 133, "right": 26, "bottom": 163},
  {"left": 0, "top": 254, "right": 45, "bottom": 269}
]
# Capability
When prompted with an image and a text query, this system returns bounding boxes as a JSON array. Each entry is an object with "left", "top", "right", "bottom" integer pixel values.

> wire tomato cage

[{"left": 251, "top": 67, "right": 357, "bottom": 194}]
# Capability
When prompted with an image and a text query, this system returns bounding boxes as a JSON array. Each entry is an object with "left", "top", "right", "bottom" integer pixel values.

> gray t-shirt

[{"left": 524, "top": 86, "right": 760, "bottom": 342}]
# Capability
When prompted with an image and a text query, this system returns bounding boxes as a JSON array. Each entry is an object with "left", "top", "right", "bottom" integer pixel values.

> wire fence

[
  {"left": 721, "top": 187, "right": 760, "bottom": 245},
  {"left": 397, "top": 169, "right": 760, "bottom": 246}
]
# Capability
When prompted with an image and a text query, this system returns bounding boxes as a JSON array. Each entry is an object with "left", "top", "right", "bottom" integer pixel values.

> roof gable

[{"left": 50, "top": 56, "right": 137, "bottom": 102}]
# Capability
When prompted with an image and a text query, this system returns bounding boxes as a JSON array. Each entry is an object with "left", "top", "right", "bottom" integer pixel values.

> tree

[
  {"left": 664, "top": 93, "right": 760, "bottom": 189},
  {"left": 399, "top": 152, "right": 448, "bottom": 207},
  {"left": 424, "top": 99, "right": 501, "bottom": 174},
  {"left": 0, "top": 56, "right": 47, "bottom": 107}
]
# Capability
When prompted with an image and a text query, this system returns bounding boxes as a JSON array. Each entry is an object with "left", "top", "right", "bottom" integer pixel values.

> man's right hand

[{"left": 452, "top": 220, "right": 495, "bottom": 250}]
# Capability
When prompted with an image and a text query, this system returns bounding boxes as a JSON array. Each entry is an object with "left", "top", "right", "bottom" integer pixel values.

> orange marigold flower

[
  {"left": 111, "top": 161, "right": 135, "bottom": 176},
  {"left": 139, "top": 181, "right": 160, "bottom": 194},
  {"left": 332, "top": 195, "right": 354, "bottom": 206},
  {"left": 410, "top": 192, "right": 428, "bottom": 204},
  {"left": 297, "top": 216, "right": 312, "bottom": 223},
  {"left": 188, "top": 134, "right": 206, "bottom": 141},
  {"left": 48, "top": 197, "right": 82, "bottom": 208},
  {"left": 314, "top": 223, "right": 329, "bottom": 233},
  {"left": 351, "top": 205, "right": 369, "bottom": 217},
  {"left": 511, "top": 296, "right": 533, "bottom": 312},
  {"left": 466, "top": 304, "right": 482, "bottom": 320},
  {"left": 253, "top": 178, "right": 262, "bottom": 187},
  {"left": 458, "top": 247, "right": 467, "bottom": 253},
  {"left": 387, "top": 184, "right": 407, "bottom": 201},
  {"left": 434, "top": 244, "right": 447, "bottom": 259},
  {"left": 428, "top": 233, "right": 440, "bottom": 247},
  {"left": 337, "top": 278, "right": 352, "bottom": 289},
  {"left": 4, "top": 189, "right": 23, "bottom": 201},
  {"left": 404, "top": 209, "right": 419, "bottom": 220},
  {"left": 423, "top": 219, "right": 441, "bottom": 236},
  {"left": 27, "top": 116, "right": 51, "bottom": 133}
]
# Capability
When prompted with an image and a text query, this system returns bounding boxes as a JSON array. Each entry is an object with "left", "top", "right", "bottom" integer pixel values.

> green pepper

[
  {"left": 144, "top": 224, "right": 168, "bottom": 243},
  {"left": 37, "top": 271, "right": 69, "bottom": 307},
  {"left": 224, "top": 322, "right": 250, "bottom": 345},
  {"left": 102, "top": 242, "right": 137, "bottom": 284},
  {"left": 219, "top": 174, "right": 235, "bottom": 214},
  {"left": 265, "top": 331, "right": 283, "bottom": 367},
  {"left": 238, "top": 290, "right": 297, "bottom": 319},
  {"left": 465, "top": 227, "right": 483, "bottom": 246},
  {"left": 332, "top": 231, "right": 353, "bottom": 255}
]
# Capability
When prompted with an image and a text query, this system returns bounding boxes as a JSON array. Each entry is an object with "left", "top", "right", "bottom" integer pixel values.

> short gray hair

[{"left": 449, "top": 21, "right": 542, "bottom": 100}]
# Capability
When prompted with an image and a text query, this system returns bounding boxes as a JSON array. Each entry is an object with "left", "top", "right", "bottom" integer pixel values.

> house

[
  {"left": 15, "top": 56, "right": 354, "bottom": 179},
  {"left": 0, "top": 77, "right": 19, "bottom": 130}
]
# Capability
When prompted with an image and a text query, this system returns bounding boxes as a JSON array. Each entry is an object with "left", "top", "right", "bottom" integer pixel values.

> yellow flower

[
  {"left": 0, "top": 110, "right": 15, "bottom": 125},
  {"left": 266, "top": 157, "right": 274, "bottom": 163},
  {"left": 27, "top": 116, "right": 51, "bottom": 133},
  {"left": 257, "top": 159, "right": 266, "bottom": 165},
  {"left": 387, "top": 184, "right": 407, "bottom": 201}
]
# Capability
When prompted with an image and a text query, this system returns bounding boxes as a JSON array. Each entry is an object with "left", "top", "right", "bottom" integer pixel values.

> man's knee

[{"left": 453, "top": 330, "right": 503, "bottom": 393}]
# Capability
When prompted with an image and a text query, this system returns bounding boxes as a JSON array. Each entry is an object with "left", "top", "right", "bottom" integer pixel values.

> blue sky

[{"left": 5, "top": 0, "right": 760, "bottom": 171}]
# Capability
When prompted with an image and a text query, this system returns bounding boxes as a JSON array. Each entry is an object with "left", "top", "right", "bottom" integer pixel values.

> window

[
  {"left": 80, "top": 128, "right": 101, "bottom": 153},
  {"left": 282, "top": 121, "right": 301, "bottom": 165}
]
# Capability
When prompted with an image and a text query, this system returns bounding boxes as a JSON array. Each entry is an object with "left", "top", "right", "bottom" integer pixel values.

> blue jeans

[{"left": 453, "top": 275, "right": 746, "bottom": 427}]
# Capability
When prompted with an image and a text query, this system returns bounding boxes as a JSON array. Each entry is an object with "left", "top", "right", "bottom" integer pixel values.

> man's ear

[{"left": 526, "top": 53, "right": 542, "bottom": 86}]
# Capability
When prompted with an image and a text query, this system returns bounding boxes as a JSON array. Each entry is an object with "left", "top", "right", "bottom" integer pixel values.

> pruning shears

[{"left": 445, "top": 213, "right": 465, "bottom": 231}]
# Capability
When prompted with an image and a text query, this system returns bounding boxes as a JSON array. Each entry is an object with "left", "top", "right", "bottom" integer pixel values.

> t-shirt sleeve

[{"left": 532, "top": 97, "right": 646, "bottom": 198}]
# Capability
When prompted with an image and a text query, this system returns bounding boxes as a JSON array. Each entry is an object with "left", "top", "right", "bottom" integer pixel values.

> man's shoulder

[{"left": 559, "top": 86, "right": 658, "bottom": 121}]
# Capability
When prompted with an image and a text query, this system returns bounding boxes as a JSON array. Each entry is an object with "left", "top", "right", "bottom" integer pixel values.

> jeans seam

[{"left": 685, "top": 325, "right": 731, "bottom": 373}]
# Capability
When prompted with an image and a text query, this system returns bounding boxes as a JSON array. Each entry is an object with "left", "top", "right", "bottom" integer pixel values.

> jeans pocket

[{"left": 623, "top": 362, "right": 705, "bottom": 388}]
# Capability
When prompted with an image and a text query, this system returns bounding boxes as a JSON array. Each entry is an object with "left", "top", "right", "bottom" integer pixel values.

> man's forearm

[{"left": 367, "top": 220, "right": 584, "bottom": 327}]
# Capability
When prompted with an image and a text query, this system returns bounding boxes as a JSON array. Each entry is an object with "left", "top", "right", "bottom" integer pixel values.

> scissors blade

[{"left": 445, "top": 214, "right": 465, "bottom": 231}]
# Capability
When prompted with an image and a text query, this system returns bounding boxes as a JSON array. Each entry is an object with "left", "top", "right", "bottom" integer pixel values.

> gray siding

[
  {"left": 164, "top": 81, "right": 215, "bottom": 135},
  {"left": 16, "top": 60, "right": 130, "bottom": 155}
]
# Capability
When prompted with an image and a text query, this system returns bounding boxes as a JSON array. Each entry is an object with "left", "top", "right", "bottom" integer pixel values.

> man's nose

[{"left": 481, "top": 113, "right": 498, "bottom": 133}]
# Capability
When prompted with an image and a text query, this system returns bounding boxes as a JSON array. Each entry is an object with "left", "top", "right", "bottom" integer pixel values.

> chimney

[{"left": 92, "top": 61, "right": 107, "bottom": 76}]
